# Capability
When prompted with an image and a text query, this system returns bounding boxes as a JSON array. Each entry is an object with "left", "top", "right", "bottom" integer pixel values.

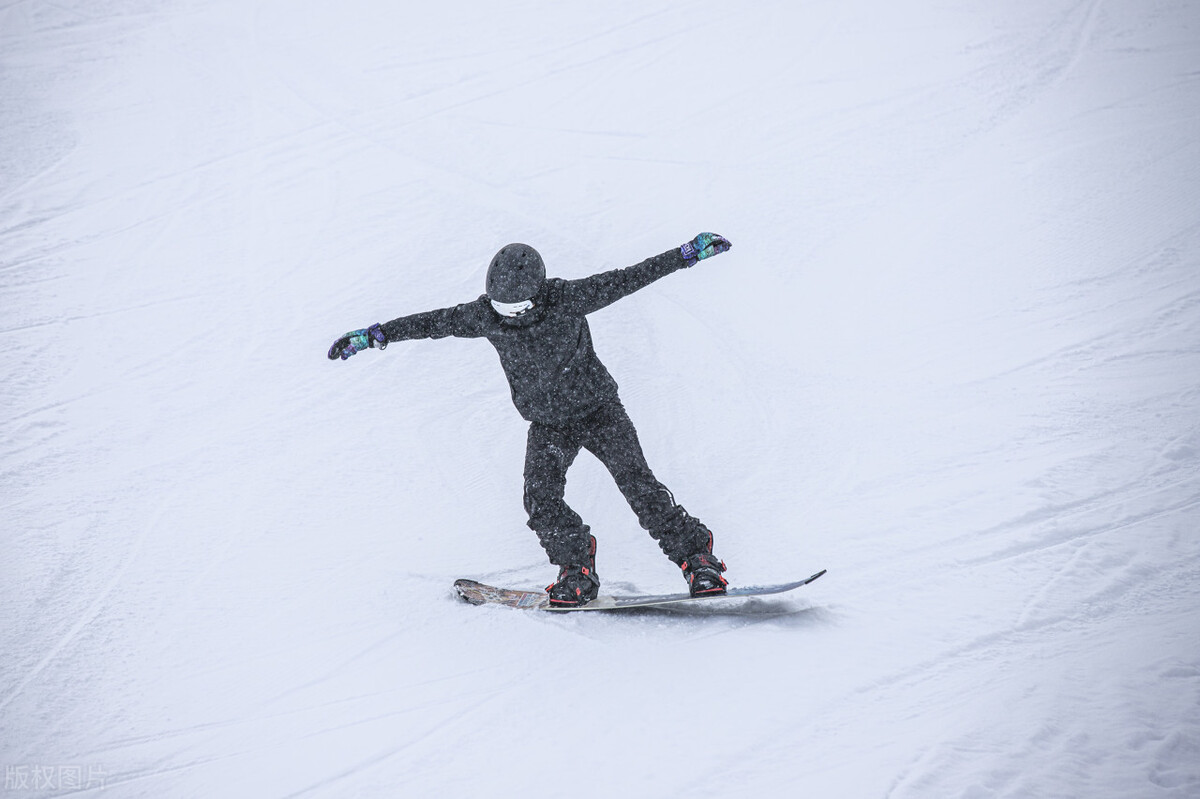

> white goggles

[{"left": 490, "top": 298, "right": 534, "bottom": 317}]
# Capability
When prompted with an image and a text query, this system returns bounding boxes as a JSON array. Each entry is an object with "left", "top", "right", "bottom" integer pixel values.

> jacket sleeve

[
  {"left": 379, "top": 298, "right": 490, "bottom": 342},
  {"left": 560, "top": 248, "right": 688, "bottom": 315}
]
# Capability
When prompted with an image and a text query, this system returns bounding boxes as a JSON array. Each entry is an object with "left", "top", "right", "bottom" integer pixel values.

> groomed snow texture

[{"left": 3, "top": 1, "right": 1199, "bottom": 796}]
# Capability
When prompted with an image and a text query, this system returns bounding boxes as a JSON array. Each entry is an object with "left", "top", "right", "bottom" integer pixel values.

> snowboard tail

[{"left": 454, "top": 570, "right": 826, "bottom": 611}]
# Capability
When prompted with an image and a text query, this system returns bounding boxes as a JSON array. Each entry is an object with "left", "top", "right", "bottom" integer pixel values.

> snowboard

[{"left": 454, "top": 569, "right": 826, "bottom": 611}]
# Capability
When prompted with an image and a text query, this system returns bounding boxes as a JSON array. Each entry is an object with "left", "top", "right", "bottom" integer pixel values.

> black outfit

[{"left": 380, "top": 248, "right": 713, "bottom": 566}]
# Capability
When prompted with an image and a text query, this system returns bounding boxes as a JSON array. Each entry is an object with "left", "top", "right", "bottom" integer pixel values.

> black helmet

[{"left": 486, "top": 243, "right": 545, "bottom": 303}]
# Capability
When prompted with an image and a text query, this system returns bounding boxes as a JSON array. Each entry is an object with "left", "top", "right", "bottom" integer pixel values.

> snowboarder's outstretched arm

[
  {"left": 327, "top": 301, "right": 489, "bottom": 361},
  {"left": 564, "top": 232, "right": 731, "bottom": 315},
  {"left": 377, "top": 301, "right": 491, "bottom": 343}
]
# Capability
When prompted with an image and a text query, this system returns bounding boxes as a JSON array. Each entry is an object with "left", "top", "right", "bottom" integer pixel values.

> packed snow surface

[{"left": 3, "top": 1, "right": 1199, "bottom": 796}]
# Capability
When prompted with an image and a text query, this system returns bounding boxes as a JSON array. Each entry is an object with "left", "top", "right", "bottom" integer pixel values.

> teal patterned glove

[
  {"left": 327, "top": 323, "right": 386, "bottom": 361},
  {"left": 680, "top": 232, "right": 731, "bottom": 265}
]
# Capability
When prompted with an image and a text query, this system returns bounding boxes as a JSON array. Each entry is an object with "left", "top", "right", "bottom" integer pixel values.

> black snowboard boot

[
  {"left": 681, "top": 551, "right": 728, "bottom": 597},
  {"left": 546, "top": 535, "right": 599, "bottom": 607}
]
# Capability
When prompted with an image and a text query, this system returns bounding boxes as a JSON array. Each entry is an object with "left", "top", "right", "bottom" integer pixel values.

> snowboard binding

[
  {"left": 546, "top": 535, "right": 600, "bottom": 607},
  {"left": 681, "top": 552, "right": 728, "bottom": 597}
]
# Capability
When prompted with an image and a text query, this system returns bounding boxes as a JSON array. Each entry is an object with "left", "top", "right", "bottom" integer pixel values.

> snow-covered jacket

[{"left": 380, "top": 248, "right": 688, "bottom": 427}]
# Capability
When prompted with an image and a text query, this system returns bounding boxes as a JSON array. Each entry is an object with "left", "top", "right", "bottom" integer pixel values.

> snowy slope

[{"left": 3, "top": 1, "right": 1199, "bottom": 796}]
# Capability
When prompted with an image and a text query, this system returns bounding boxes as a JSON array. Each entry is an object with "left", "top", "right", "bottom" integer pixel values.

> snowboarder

[{"left": 328, "top": 233, "right": 732, "bottom": 606}]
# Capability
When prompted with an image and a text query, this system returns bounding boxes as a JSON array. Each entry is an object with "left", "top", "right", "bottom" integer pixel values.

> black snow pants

[{"left": 523, "top": 400, "right": 712, "bottom": 567}]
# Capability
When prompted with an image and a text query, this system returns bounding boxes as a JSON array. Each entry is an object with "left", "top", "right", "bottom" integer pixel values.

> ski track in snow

[{"left": 3, "top": 0, "right": 1200, "bottom": 797}]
